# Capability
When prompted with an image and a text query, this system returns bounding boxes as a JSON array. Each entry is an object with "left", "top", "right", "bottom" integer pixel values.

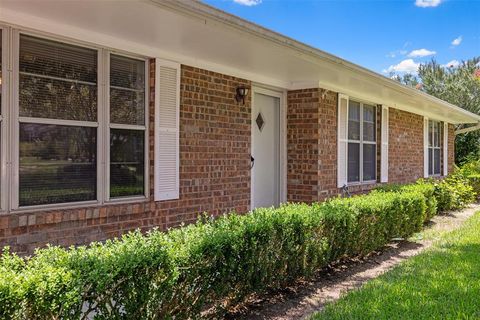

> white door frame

[{"left": 250, "top": 85, "right": 287, "bottom": 210}]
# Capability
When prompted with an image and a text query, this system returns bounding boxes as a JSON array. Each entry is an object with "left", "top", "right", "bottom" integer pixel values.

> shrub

[
  {"left": 457, "top": 159, "right": 480, "bottom": 198},
  {"left": 375, "top": 181, "right": 437, "bottom": 221},
  {"left": 432, "top": 172, "right": 475, "bottom": 212},
  {"left": 0, "top": 190, "right": 428, "bottom": 319}
]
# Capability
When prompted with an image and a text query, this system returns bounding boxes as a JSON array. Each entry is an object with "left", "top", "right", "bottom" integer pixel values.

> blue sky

[{"left": 202, "top": 0, "right": 480, "bottom": 75}]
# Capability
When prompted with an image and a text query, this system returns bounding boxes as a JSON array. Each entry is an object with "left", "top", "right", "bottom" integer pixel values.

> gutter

[{"left": 455, "top": 124, "right": 480, "bottom": 135}]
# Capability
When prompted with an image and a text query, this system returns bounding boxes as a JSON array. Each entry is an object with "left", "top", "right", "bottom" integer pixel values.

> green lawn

[{"left": 311, "top": 212, "right": 480, "bottom": 320}]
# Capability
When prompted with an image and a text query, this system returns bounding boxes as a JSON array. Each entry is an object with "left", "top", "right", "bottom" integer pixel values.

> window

[
  {"left": 109, "top": 54, "right": 146, "bottom": 198},
  {"left": 428, "top": 120, "right": 441, "bottom": 176},
  {"left": 347, "top": 100, "right": 376, "bottom": 183},
  {"left": 0, "top": 31, "right": 150, "bottom": 209},
  {"left": 18, "top": 35, "right": 98, "bottom": 206}
]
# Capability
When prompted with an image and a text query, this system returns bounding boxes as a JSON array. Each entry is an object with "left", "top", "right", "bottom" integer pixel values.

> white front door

[{"left": 252, "top": 90, "right": 280, "bottom": 209}]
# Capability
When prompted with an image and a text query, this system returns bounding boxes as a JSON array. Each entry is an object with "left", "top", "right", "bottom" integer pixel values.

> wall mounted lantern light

[{"left": 235, "top": 86, "right": 249, "bottom": 105}]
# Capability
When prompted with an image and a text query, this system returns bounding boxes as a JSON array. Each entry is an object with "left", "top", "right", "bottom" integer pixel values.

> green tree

[{"left": 392, "top": 57, "right": 480, "bottom": 164}]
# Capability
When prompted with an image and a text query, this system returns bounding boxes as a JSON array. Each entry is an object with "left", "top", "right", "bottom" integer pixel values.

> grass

[{"left": 311, "top": 211, "right": 480, "bottom": 320}]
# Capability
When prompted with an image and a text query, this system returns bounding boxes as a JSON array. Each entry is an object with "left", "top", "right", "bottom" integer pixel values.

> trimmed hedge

[
  {"left": 375, "top": 181, "right": 437, "bottom": 221},
  {"left": 0, "top": 190, "right": 429, "bottom": 319},
  {"left": 2, "top": 163, "right": 479, "bottom": 319}
]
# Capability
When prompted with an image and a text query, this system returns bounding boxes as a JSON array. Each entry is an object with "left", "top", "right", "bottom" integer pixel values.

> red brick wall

[
  {"left": 0, "top": 65, "right": 456, "bottom": 254},
  {"left": 388, "top": 108, "right": 425, "bottom": 184},
  {"left": 287, "top": 93, "right": 432, "bottom": 202},
  {"left": 287, "top": 88, "right": 337, "bottom": 203},
  {"left": 0, "top": 62, "right": 252, "bottom": 254}
]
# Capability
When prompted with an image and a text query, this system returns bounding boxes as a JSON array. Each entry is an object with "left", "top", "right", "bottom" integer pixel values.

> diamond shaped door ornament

[{"left": 256, "top": 112, "right": 266, "bottom": 132}]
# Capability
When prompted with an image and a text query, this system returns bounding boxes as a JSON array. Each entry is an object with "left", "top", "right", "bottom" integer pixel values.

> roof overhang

[{"left": 1, "top": 0, "right": 478, "bottom": 124}]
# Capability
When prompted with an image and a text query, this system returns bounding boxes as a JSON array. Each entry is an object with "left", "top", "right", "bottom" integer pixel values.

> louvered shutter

[
  {"left": 380, "top": 105, "right": 389, "bottom": 183},
  {"left": 337, "top": 94, "right": 349, "bottom": 188},
  {"left": 424, "top": 117, "right": 429, "bottom": 178},
  {"left": 154, "top": 59, "right": 180, "bottom": 201},
  {"left": 443, "top": 122, "right": 448, "bottom": 176}
]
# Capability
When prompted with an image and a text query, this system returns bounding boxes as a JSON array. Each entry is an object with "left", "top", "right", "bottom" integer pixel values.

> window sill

[
  {"left": 6, "top": 196, "right": 150, "bottom": 215},
  {"left": 346, "top": 180, "right": 378, "bottom": 187}
]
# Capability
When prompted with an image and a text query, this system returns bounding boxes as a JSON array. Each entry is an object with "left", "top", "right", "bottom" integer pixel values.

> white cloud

[
  {"left": 383, "top": 59, "right": 420, "bottom": 73},
  {"left": 442, "top": 60, "right": 460, "bottom": 68},
  {"left": 233, "top": 0, "right": 262, "bottom": 6},
  {"left": 415, "top": 0, "right": 442, "bottom": 7},
  {"left": 386, "top": 48, "right": 409, "bottom": 58},
  {"left": 451, "top": 36, "right": 463, "bottom": 46},
  {"left": 408, "top": 49, "right": 437, "bottom": 58}
]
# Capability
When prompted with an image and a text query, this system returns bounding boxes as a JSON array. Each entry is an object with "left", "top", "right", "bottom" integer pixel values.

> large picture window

[
  {"left": 6, "top": 33, "right": 149, "bottom": 208},
  {"left": 428, "top": 120, "right": 441, "bottom": 176},
  {"left": 347, "top": 100, "right": 377, "bottom": 183}
]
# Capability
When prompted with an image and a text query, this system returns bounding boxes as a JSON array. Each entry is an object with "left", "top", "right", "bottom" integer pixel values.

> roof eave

[{"left": 153, "top": 0, "right": 480, "bottom": 124}]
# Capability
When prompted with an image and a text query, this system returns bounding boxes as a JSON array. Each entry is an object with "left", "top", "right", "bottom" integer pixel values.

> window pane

[
  {"left": 348, "top": 101, "right": 360, "bottom": 120},
  {"left": 110, "top": 55, "right": 145, "bottom": 125},
  {"left": 434, "top": 122, "right": 441, "bottom": 147},
  {"left": 19, "top": 35, "right": 97, "bottom": 121},
  {"left": 19, "top": 124, "right": 97, "bottom": 206},
  {"left": 348, "top": 101, "right": 360, "bottom": 140},
  {"left": 348, "top": 120, "right": 360, "bottom": 140},
  {"left": 363, "top": 122, "right": 375, "bottom": 142},
  {"left": 19, "top": 35, "right": 97, "bottom": 83},
  {"left": 19, "top": 74, "right": 97, "bottom": 121},
  {"left": 348, "top": 143, "right": 360, "bottom": 182},
  {"left": 434, "top": 149, "right": 441, "bottom": 175},
  {"left": 428, "top": 121, "right": 433, "bottom": 147},
  {"left": 363, "top": 144, "right": 376, "bottom": 181},
  {"left": 110, "top": 129, "right": 145, "bottom": 198},
  {"left": 363, "top": 105, "right": 376, "bottom": 142},
  {"left": 363, "top": 104, "right": 375, "bottom": 122},
  {"left": 428, "top": 148, "right": 433, "bottom": 175}
]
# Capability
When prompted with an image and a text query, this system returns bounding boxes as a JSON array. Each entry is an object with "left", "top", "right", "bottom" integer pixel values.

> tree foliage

[{"left": 392, "top": 57, "right": 480, "bottom": 164}]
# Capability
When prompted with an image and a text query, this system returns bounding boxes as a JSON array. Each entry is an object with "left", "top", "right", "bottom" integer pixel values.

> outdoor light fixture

[{"left": 235, "top": 86, "right": 249, "bottom": 104}]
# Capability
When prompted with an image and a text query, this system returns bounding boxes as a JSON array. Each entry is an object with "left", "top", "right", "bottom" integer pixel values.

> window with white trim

[
  {"left": 428, "top": 120, "right": 441, "bottom": 176},
  {"left": 0, "top": 29, "right": 149, "bottom": 210},
  {"left": 347, "top": 100, "right": 376, "bottom": 183},
  {"left": 109, "top": 54, "right": 146, "bottom": 198},
  {"left": 18, "top": 35, "right": 98, "bottom": 206}
]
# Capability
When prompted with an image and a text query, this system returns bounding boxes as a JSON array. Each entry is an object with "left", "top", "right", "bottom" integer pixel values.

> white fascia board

[
  {"left": 0, "top": 8, "right": 290, "bottom": 90},
  {"left": 316, "top": 80, "right": 479, "bottom": 124},
  {"left": 154, "top": 0, "right": 480, "bottom": 124},
  {"left": 3, "top": 2, "right": 479, "bottom": 124}
]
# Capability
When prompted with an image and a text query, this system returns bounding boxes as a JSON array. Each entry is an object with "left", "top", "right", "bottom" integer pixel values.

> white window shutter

[
  {"left": 337, "top": 94, "right": 349, "bottom": 188},
  {"left": 443, "top": 122, "right": 448, "bottom": 176},
  {"left": 154, "top": 58, "right": 180, "bottom": 201},
  {"left": 424, "top": 117, "right": 429, "bottom": 178},
  {"left": 380, "top": 105, "right": 389, "bottom": 183}
]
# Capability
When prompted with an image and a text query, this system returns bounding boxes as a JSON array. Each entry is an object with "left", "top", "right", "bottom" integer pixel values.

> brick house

[{"left": 0, "top": 1, "right": 478, "bottom": 254}]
